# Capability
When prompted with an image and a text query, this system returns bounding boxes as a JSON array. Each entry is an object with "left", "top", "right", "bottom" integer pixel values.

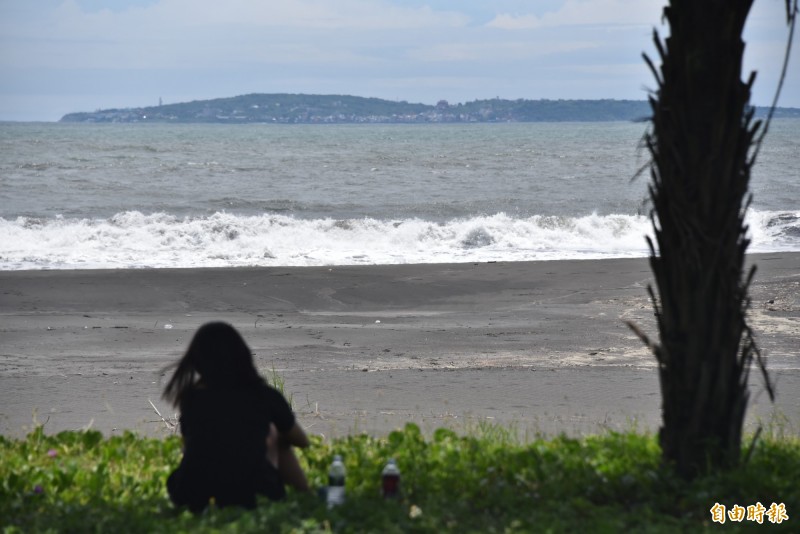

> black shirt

[{"left": 167, "top": 380, "right": 295, "bottom": 510}]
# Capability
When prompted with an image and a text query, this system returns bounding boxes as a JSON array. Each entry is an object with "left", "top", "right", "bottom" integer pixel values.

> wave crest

[{"left": 1, "top": 210, "right": 797, "bottom": 270}]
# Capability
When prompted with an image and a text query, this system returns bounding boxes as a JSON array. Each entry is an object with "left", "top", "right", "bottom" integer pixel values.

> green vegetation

[{"left": 2, "top": 424, "right": 797, "bottom": 532}]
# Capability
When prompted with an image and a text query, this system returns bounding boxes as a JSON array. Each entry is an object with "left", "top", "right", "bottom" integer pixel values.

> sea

[{"left": 1, "top": 120, "right": 798, "bottom": 270}]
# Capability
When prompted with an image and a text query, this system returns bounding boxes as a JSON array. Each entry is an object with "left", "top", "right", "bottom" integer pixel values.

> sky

[{"left": 1, "top": 0, "right": 797, "bottom": 121}]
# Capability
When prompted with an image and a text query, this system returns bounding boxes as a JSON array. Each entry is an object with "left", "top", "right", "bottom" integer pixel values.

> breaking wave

[{"left": 1, "top": 210, "right": 798, "bottom": 270}]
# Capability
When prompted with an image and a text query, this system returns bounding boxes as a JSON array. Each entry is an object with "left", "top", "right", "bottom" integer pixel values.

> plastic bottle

[
  {"left": 381, "top": 458, "right": 401, "bottom": 499},
  {"left": 327, "top": 455, "right": 346, "bottom": 507}
]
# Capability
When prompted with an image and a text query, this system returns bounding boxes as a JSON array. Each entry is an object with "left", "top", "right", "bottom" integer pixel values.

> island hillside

[{"left": 59, "top": 93, "right": 800, "bottom": 124}]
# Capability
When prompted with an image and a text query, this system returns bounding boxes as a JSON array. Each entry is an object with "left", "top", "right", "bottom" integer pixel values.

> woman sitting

[{"left": 163, "top": 322, "right": 310, "bottom": 512}]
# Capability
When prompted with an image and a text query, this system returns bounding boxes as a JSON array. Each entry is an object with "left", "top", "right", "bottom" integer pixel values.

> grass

[{"left": 1, "top": 424, "right": 798, "bottom": 533}]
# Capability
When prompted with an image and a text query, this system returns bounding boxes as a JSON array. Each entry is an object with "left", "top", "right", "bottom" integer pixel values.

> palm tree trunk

[{"left": 642, "top": 0, "right": 762, "bottom": 478}]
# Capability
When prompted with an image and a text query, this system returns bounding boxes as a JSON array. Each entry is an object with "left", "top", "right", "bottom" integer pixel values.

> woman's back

[
  {"left": 163, "top": 322, "right": 308, "bottom": 512},
  {"left": 170, "top": 381, "right": 295, "bottom": 510}
]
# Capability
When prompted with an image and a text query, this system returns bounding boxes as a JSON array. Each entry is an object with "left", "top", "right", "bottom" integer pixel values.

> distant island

[{"left": 59, "top": 93, "right": 800, "bottom": 124}]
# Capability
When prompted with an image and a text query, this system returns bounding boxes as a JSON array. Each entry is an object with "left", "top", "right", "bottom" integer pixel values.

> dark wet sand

[{"left": 1, "top": 254, "right": 797, "bottom": 440}]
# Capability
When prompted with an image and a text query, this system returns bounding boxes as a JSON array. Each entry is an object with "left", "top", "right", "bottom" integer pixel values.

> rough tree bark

[{"left": 633, "top": 0, "right": 773, "bottom": 479}]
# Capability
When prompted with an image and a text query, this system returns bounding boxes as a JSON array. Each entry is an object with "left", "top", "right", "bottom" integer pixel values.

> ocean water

[{"left": 1, "top": 120, "right": 798, "bottom": 270}]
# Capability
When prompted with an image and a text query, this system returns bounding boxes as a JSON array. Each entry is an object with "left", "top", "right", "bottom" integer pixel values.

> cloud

[
  {"left": 0, "top": 0, "right": 471, "bottom": 70},
  {"left": 408, "top": 39, "right": 599, "bottom": 63},
  {"left": 486, "top": 14, "right": 543, "bottom": 31},
  {"left": 487, "top": 0, "right": 662, "bottom": 30},
  {"left": 50, "top": 0, "right": 469, "bottom": 32}
]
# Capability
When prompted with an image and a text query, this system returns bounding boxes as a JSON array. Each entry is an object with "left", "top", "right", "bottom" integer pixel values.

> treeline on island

[{"left": 60, "top": 93, "right": 800, "bottom": 124}]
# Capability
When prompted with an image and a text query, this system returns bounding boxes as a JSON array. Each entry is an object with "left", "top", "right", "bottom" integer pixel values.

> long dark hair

[{"left": 162, "top": 322, "right": 262, "bottom": 407}]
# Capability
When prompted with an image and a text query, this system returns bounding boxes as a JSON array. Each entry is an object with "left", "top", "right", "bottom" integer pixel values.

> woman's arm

[
  {"left": 266, "top": 422, "right": 311, "bottom": 492},
  {"left": 265, "top": 383, "right": 310, "bottom": 448},
  {"left": 281, "top": 421, "right": 310, "bottom": 448}
]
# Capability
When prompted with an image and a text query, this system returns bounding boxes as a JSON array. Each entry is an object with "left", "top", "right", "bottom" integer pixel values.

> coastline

[{"left": 1, "top": 253, "right": 797, "bottom": 439}]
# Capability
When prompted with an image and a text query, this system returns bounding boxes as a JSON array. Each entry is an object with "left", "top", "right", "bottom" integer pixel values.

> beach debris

[{"left": 148, "top": 399, "right": 178, "bottom": 432}]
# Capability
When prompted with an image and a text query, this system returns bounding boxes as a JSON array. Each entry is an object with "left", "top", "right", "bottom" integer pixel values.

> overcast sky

[{"left": 1, "top": 0, "right": 797, "bottom": 121}]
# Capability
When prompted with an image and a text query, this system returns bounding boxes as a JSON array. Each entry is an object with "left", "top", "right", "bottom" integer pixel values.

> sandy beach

[{"left": 1, "top": 254, "right": 798, "bottom": 440}]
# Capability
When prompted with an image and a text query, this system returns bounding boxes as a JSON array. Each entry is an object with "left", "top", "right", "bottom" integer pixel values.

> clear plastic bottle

[
  {"left": 327, "top": 455, "right": 346, "bottom": 507},
  {"left": 381, "top": 458, "right": 400, "bottom": 499}
]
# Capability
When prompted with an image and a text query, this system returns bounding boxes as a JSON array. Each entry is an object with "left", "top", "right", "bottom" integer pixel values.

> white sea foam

[{"left": 2, "top": 210, "right": 797, "bottom": 270}]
